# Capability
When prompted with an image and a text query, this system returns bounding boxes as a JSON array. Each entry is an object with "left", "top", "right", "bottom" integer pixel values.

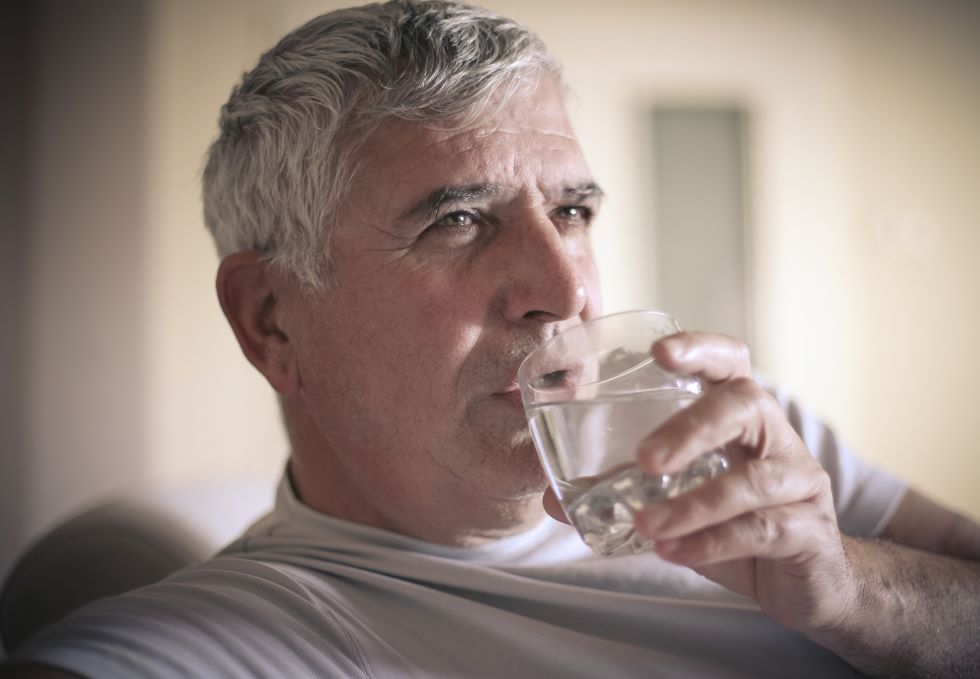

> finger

[
  {"left": 651, "top": 503, "right": 831, "bottom": 567},
  {"left": 652, "top": 331, "right": 752, "bottom": 384},
  {"left": 634, "top": 456, "right": 832, "bottom": 541},
  {"left": 637, "top": 376, "right": 791, "bottom": 474},
  {"left": 542, "top": 486, "right": 571, "bottom": 525}
]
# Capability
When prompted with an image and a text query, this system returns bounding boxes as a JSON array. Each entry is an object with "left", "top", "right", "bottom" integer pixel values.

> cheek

[{"left": 393, "top": 267, "right": 488, "bottom": 367}]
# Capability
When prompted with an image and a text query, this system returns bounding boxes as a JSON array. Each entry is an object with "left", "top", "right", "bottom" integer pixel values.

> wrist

[{"left": 805, "top": 536, "right": 914, "bottom": 676}]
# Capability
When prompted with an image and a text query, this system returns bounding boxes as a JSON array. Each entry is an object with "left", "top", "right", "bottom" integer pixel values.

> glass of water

[{"left": 517, "top": 310, "right": 729, "bottom": 556}]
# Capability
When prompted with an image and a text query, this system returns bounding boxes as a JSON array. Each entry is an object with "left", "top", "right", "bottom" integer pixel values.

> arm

[
  {"left": 817, "top": 491, "right": 980, "bottom": 677},
  {"left": 880, "top": 487, "right": 980, "bottom": 560},
  {"left": 625, "top": 332, "right": 980, "bottom": 678}
]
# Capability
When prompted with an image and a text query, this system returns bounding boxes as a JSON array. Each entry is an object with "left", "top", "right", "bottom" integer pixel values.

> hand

[
  {"left": 636, "top": 332, "right": 854, "bottom": 634},
  {"left": 542, "top": 331, "right": 856, "bottom": 636}
]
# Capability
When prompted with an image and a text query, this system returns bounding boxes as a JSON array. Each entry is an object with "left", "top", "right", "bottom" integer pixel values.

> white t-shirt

[{"left": 15, "top": 391, "right": 905, "bottom": 678}]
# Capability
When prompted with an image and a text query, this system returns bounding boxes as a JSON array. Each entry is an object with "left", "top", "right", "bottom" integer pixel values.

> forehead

[{"left": 347, "top": 79, "right": 591, "bottom": 206}]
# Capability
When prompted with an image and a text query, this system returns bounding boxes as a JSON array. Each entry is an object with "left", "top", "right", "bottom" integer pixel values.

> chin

[
  {"left": 453, "top": 415, "right": 551, "bottom": 498},
  {"left": 484, "top": 440, "right": 552, "bottom": 501}
]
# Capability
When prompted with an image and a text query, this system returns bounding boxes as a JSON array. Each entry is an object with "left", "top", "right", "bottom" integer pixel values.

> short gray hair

[{"left": 202, "top": 0, "right": 562, "bottom": 289}]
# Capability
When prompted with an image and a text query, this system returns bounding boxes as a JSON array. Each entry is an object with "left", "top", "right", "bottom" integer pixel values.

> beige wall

[
  {"left": 141, "top": 0, "right": 294, "bottom": 484},
  {"left": 6, "top": 0, "right": 979, "bottom": 579},
  {"left": 1, "top": 0, "right": 149, "bottom": 581}
]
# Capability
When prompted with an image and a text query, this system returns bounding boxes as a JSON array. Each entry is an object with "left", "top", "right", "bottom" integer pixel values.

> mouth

[
  {"left": 493, "top": 383, "right": 525, "bottom": 409},
  {"left": 485, "top": 333, "right": 572, "bottom": 410}
]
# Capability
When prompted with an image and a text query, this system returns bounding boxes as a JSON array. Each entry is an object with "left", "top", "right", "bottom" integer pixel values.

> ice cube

[{"left": 565, "top": 451, "right": 731, "bottom": 556}]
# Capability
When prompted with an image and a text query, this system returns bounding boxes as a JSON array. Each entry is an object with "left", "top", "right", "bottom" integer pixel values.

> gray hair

[{"left": 202, "top": 0, "right": 562, "bottom": 289}]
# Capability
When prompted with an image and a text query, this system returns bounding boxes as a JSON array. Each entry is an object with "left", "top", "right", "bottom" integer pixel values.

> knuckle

[
  {"left": 813, "top": 466, "right": 833, "bottom": 496},
  {"left": 813, "top": 477, "right": 840, "bottom": 523},
  {"left": 802, "top": 500, "right": 838, "bottom": 536},
  {"left": 724, "top": 377, "right": 767, "bottom": 421},
  {"left": 733, "top": 340, "right": 751, "bottom": 371},
  {"left": 727, "top": 376, "right": 760, "bottom": 401},
  {"left": 803, "top": 462, "right": 834, "bottom": 502},
  {"left": 696, "top": 530, "right": 723, "bottom": 561},
  {"left": 743, "top": 458, "right": 780, "bottom": 500},
  {"left": 749, "top": 510, "right": 780, "bottom": 546},
  {"left": 673, "top": 330, "right": 696, "bottom": 349},
  {"left": 754, "top": 388, "right": 783, "bottom": 420}
]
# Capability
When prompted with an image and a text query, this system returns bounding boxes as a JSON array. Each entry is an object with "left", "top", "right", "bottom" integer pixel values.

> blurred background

[{"left": 2, "top": 0, "right": 979, "bottom": 586}]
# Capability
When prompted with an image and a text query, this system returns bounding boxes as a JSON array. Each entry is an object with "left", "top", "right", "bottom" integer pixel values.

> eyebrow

[
  {"left": 400, "top": 184, "right": 504, "bottom": 223},
  {"left": 560, "top": 182, "right": 605, "bottom": 203},
  {"left": 399, "top": 181, "right": 606, "bottom": 224}
]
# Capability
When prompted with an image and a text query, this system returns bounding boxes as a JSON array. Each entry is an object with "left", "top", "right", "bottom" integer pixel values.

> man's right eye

[
  {"left": 419, "top": 210, "right": 483, "bottom": 246},
  {"left": 435, "top": 211, "right": 476, "bottom": 229}
]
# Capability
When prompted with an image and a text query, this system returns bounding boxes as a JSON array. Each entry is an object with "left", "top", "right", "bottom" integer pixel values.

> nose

[{"left": 497, "top": 210, "right": 590, "bottom": 324}]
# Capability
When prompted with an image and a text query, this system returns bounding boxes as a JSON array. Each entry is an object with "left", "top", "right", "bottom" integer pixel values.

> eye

[
  {"left": 420, "top": 209, "right": 483, "bottom": 246},
  {"left": 435, "top": 211, "right": 476, "bottom": 229},
  {"left": 553, "top": 205, "right": 594, "bottom": 228}
]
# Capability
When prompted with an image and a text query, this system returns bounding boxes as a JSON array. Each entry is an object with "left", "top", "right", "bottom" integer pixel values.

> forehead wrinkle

[
  {"left": 345, "top": 103, "right": 590, "bottom": 238},
  {"left": 437, "top": 127, "right": 580, "bottom": 155},
  {"left": 426, "top": 131, "right": 588, "bottom": 194}
]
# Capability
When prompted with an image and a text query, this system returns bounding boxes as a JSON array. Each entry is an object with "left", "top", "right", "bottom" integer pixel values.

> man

[{"left": 6, "top": 1, "right": 980, "bottom": 677}]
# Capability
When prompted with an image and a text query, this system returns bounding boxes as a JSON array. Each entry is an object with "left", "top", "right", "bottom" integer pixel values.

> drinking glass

[{"left": 517, "top": 310, "right": 729, "bottom": 556}]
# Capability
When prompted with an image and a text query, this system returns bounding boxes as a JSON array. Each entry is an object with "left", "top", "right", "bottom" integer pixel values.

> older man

[{"left": 6, "top": 1, "right": 980, "bottom": 677}]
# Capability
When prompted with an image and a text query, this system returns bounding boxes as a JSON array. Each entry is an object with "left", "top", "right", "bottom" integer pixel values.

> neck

[
  {"left": 282, "top": 399, "right": 545, "bottom": 547},
  {"left": 288, "top": 453, "right": 545, "bottom": 547}
]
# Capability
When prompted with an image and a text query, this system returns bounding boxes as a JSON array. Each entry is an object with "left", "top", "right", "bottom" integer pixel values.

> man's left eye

[
  {"left": 553, "top": 206, "right": 593, "bottom": 227},
  {"left": 436, "top": 211, "right": 476, "bottom": 228}
]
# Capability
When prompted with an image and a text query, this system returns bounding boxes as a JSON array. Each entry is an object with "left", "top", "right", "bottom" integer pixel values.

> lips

[
  {"left": 499, "top": 378, "right": 521, "bottom": 393},
  {"left": 492, "top": 378, "right": 525, "bottom": 408},
  {"left": 498, "top": 387, "right": 525, "bottom": 409},
  {"left": 482, "top": 332, "right": 573, "bottom": 406},
  {"left": 490, "top": 356, "right": 579, "bottom": 406}
]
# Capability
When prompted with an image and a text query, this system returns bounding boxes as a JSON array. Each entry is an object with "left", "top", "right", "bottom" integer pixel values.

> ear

[{"left": 216, "top": 252, "right": 300, "bottom": 395}]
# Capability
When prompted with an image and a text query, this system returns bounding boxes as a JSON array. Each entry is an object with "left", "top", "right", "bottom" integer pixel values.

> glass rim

[{"left": 517, "top": 309, "right": 682, "bottom": 398}]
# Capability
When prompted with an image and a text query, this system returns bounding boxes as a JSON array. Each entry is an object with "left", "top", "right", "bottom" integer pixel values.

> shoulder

[
  {"left": 11, "top": 555, "right": 373, "bottom": 679},
  {"left": 756, "top": 374, "right": 907, "bottom": 537}
]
